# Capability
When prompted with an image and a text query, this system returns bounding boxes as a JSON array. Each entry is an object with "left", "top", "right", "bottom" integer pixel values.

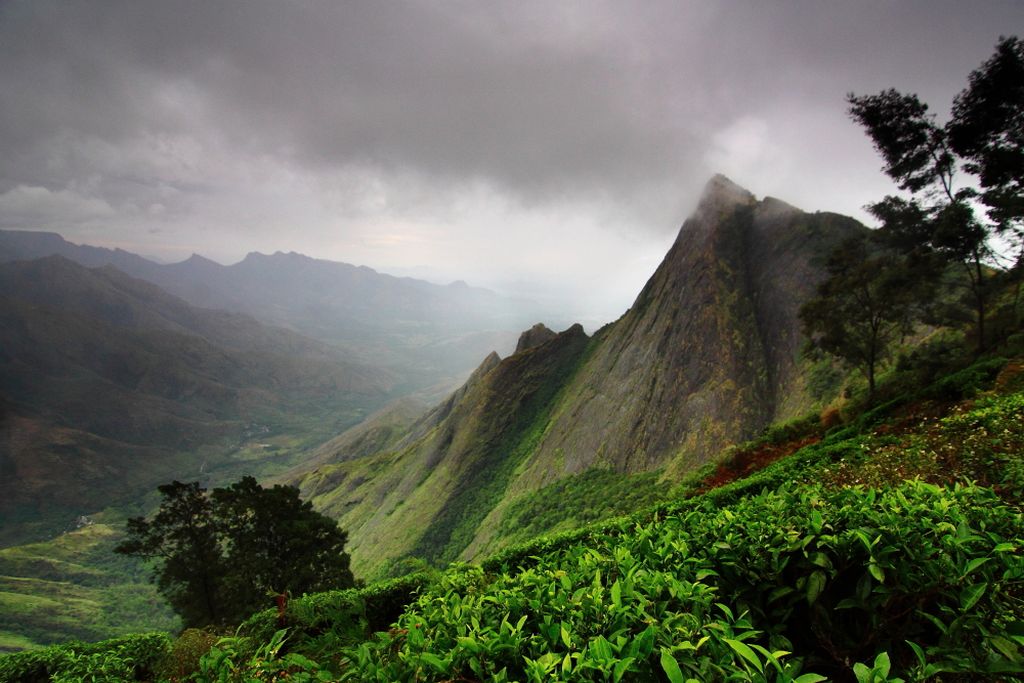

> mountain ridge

[
  {"left": 0, "top": 230, "right": 545, "bottom": 391},
  {"left": 0, "top": 256, "right": 395, "bottom": 546},
  {"left": 289, "top": 176, "right": 868, "bottom": 576}
]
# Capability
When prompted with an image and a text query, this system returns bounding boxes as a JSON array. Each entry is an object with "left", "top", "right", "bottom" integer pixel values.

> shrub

[
  {"left": 0, "top": 633, "right": 169, "bottom": 683},
  {"left": 339, "top": 481, "right": 1024, "bottom": 681},
  {"left": 156, "top": 628, "right": 221, "bottom": 682}
]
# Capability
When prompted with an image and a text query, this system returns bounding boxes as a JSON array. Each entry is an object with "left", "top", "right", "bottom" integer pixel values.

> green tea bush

[
  {"left": 339, "top": 480, "right": 1024, "bottom": 681},
  {"left": 0, "top": 633, "right": 169, "bottom": 683},
  {"left": 223, "top": 571, "right": 433, "bottom": 673},
  {"left": 922, "top": 357, "right": 1007, "bottom": 401},
  {"left": 192, "top": 629, "right": 334, "bottom": 683},
  {"left": 156, "top": 628, "right": 221, "bottom": 682}
]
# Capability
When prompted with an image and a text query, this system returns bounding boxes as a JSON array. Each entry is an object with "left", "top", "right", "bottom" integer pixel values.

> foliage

[
  {"left": 848, "top": 36, "right": 1024, "bottom": 351},
  {"left": 115, "top": 481, "right": 228, "bottom": 628},
  {"left": 156, "top": 628, "right": 221, "bottom": 683},
  {"left": 192, "top": 629, "right": 334, "bottom": 683},
  {"left": 115, "top": 476, "right": 354, "bottom": 628},
  {"left": 800, "top": 236, "right": 921, "bottom": 399},
  {"left": 0, "top": 633, "right": 168, "bottom": 683},
  {"left": 497, "top": 469, "right": 669, "bottom": 544},
  {"left": 0, "top": 523, "right": 179, "bottom": 650},
  {"left": 339, "top": 480, "right": 1024, "bottom": 681},
  {"left": 949, "top": 36, "right": 1024, "bottom": 238},
  {"left": 238, "top": 572, "right": 432, "bottom": 658},
  {"left": 211, "top": 477, "right": 355, "bottom": 620}
]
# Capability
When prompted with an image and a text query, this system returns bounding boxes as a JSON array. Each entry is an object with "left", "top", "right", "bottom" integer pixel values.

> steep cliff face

[
  {"left": 292, "top": 175, "right": 865, "bottom": 576},
  {"left": 293, "top": 324, "right": 590, "bottom": 575},
  {"left": 510, "top": 176, "right": 864, "bottom": 488}
]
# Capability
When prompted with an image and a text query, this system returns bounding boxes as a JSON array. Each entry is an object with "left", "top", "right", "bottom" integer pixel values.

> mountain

[
  {"left": 288, "top": 176, "right": 867, "bottom": 577},
  {"left": 0, "top": 232, "right": 548, "bottom": 389},
  {"left": 0, "top": 256, "right": 395, "bottom": 545}
]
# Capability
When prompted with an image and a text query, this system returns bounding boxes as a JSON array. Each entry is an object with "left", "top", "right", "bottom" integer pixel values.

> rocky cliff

[{"left": 290, "top": 175, "right": 865, "bottom": 576}]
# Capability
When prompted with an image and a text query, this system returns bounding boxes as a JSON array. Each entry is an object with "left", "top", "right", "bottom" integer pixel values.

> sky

[{"left": 1, "top": 1, "right": 1021, "bottom": 323}]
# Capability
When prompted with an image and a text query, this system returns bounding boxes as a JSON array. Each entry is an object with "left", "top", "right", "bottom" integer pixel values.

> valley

[{"left": 2, "top": 5, "right": 1023, "bottom": 680}]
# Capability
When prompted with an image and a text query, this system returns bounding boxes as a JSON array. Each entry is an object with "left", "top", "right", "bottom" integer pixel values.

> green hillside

[
  {"left": 0, "top": 524, "right": 178, "bottom": 653},
  {"left": 3, "top": 353, "right": 1021, "bottom": 681},
  {"left": 0, "top": 256, "right": 396, "bottom": 546},
  {"left": 284, "top": 177, "right": 868, "bottom": 579}
]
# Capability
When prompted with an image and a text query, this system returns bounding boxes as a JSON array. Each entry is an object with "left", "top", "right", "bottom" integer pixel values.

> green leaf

[
  {"left": 660, "top": 650, "right": 685, "bottom": 683},
  {"left": 634, "top": 625, "right": 656, "bottom": 657},
  {"left": 418, "top": 652, "right": 447, "bottom": 672},
  {"left": 963, "top": 556, "right": 991, "bottom": 576},
  {"left": 853, "top": 661, "right": 872, "bottom": 683},
  {"left": 806, "top": 570, "right": 827, "bottom": 604},
  {"left": 868, "top": 562, "right": 885, "bottom": 583},
  {"left": 456, "top": 636, "right": 481, "bottom": 654},
  {"left": 592, "top": 635, "right": 614, "bottom": 661},
  {"left": 793, "top": 675, "right": 828, "bottom": 683},
  {"left": 611, "top": 579, "right": 622, "bottom": 608},
  {"left": 560, "top": 624, "right": 572, "bottom": 649},
  {"left": 724, "top": 638, "right": 762, "bottom": 671},
  {"left": 905, "top": 640, "right": 926, "bottom": 668},
  {"left": 613, "top": 656, "right": 635, "bottom": 683},
  {"left": 990, "top": 635, "right": 1022, "bottom": 663},
  {"left": 960, "top": 582, "right": 987, "bottom": 611},
  {"left": 810, "top": 509, "right": 824, "bottom": 534},
  {"left": 872, "top": 651, "right": 891, "bottom": 677}
]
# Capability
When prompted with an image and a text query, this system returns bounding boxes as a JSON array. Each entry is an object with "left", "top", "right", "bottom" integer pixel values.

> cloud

[
  {"left": 1, "top": 0, "right": 1021, "bottom": 322},
  {"left": 0, "top": 185, "right": 116, "bottom": 229}
]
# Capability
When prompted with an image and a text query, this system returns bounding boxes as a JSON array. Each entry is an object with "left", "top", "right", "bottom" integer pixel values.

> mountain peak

[
  {"left": 515, "top": 323, "right": 557, "bottom": 354},
  {"left": 700, "top": 174, "right": 756, "bottom": 209}
]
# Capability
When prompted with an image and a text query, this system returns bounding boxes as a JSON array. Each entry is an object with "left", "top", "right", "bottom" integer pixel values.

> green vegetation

[
  {"left": 341, "top": 480, "right": 1022, "bottom": 681},
  {"left": 799, "top": 236, "right": 920, "bottom": 400},
  {"left": 0, "top": 633, "right": 169, "bottom": 682},
  {"left": 496, "top": 469, "right": 668, "bottom": 545},
  {"left": 116, "top": 477, "right": 355, "bottom": 629},
  {"left": 410, "top": 328, "right": 591, "bottom": 566},
  {"left": 0, "top": 525, "right": 178, "bottom": 652},
  {"left": 2, "top": 350, "right": 1023, "bottom": 680},
  {"left": 848, "top": 36, "right": 1024, "bottom": 354}
]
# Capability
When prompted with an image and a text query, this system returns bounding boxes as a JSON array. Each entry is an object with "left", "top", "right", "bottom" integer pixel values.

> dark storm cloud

[
  {"left": 2, "top": 1, "right": 1019, "bottom": 205},
  {"left": 1, "top": 0, "right": 1022, "bottom": 319}
]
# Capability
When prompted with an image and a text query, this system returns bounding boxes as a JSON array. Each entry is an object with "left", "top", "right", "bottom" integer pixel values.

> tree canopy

[
  {"left": 847, "top": 35, "right": 1024, "bottom": 352},
  {"left": 116, "top": 476, "right": 354, "bottom": 628},
  {"left": 800, "top": 236, "right": 920, "bottom": 401}
]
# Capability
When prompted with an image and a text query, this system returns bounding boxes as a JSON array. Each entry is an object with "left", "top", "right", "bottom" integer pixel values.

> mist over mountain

[
  {"left": 0, "top": 231, "right": 556, "bottom": 393},
  {"left": 0, "top": 256, "right": 395, "bottom": 545},
  {"left": 286, "top": 176, "right": 867, "bottom": 576}
]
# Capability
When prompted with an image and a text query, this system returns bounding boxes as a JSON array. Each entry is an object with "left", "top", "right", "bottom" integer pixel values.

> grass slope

[
  {"left": 6, "top": 356, "right": 1020, "bottom": 681},
  {"left": 0, "top": 525, "right": 178, "bottom": 653}
]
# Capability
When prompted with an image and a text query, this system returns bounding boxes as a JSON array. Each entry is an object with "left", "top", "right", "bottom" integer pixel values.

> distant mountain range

[
  {"left": 0, "top": 231, "right": 549, "bottom": 390},
  {"left": 285, "top": 176, "right": 866, "bottom": 577},
  {"left": 0, "top": 256, "right": 395, "bottom": 545}
]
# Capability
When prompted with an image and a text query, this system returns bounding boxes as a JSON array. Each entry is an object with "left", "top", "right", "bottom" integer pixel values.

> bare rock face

[
  {"left": 509, "top": 174, "right": 864, "bottom": 486},
  {"left": 515, "top": 323, "right": 557, "bottom": 354},
  {"left": 291, "top": 175, "right": 866, "bottom": 576}
]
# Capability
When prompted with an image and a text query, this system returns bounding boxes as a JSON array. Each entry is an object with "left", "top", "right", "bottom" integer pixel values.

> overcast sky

[{"left": 1, "top": 1, "right": 1021, "bottom": 322}]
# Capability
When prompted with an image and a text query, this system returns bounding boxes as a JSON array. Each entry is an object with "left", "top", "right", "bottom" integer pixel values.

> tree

[
  {"left": 849, "top": 89, "right": 994, "bottom": 351},
  {"left": 116, "top": 476, "right": 354, "bottom": 627},
  {"left": 949, "top": 36, "right": 1024, "bottom": 239},
  {"left": 115, "top": 481, "right": 229, "bottom": 627},
  {"left": 799, "top": 236, "right": 920, "bottom": 402},
  {"left": 949, "top": 36, "right": 1024, "bottom": 323},
  {"left": 211, "top": 476, "right": 355, "bottom": 621}
]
